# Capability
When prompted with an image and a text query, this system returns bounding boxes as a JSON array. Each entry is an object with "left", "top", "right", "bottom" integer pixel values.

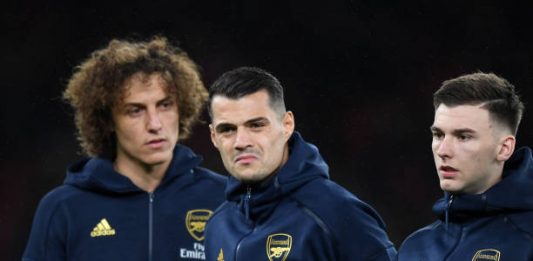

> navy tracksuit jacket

[
  {"left": 23, "top": 144, "right": 226, "bottom": 261},
  {"left": 205, "top": 132, "right": 397, "bottom": 260},
  {"left": 398, "top": 147, "right": 533, "bottom": 260}
]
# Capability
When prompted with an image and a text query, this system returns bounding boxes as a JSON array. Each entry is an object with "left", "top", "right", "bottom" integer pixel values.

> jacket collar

[
  {"left": 64, "top": 144, "right": 202, "bottom": 193},
  {"left": 225, "top": 132, "right": 329, "bottom": 221}
]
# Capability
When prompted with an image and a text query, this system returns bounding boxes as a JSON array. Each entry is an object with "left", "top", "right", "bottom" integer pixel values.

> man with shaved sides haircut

[
  {"left": 398, "top": 72, "right": 533, "bottom": 260},
  {"left": 204, "top": 67, "right": 396, "bottom": 260}
]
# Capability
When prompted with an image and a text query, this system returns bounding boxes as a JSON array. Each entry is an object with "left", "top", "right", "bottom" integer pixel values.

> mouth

[
  {"left": 439, "top": 165, "right": 458, "bottom": 178},
  {"left": 146, "top": 138, "right": 167, "bottom": 149},
  {"left": 234, "top": 153, "right": 258, "bottom": 164}
]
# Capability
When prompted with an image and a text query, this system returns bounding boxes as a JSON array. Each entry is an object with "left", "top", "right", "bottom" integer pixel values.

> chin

[
  {"left": 233, "top": 172, "right": 263, "bottom": 183},
  {"left": 440, "top": 181, "right": 460, "bottom": 194},
  {"left": 143, "top": 152, "right": 172, "bottom": 165}
]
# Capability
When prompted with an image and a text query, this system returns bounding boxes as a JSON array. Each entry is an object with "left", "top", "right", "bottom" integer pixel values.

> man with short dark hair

[
  {"left": 398, "top": 72, "right": 533, "bottom": 260},
  {"left": 23, "top": 37, "right": 226, "bottom": 261},
  {"left": 204, "top": 67, "right": 397, "bottom": 260}
]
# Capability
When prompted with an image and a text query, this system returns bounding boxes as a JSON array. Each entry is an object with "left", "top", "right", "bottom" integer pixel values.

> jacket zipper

[
  {"left": 443, "top": 194, "right": 462, "bottom": 261},
  {"left": 244, "top": 186, "right": 252, "bottom": 220},
  {"left": 445, "top": 194, "right": 454, "bottom": 230},
  {"left": 148, "top": 192, "right": 155, "bottom": 261},
  {"left": 236, "top": 186, "right": 253, "bottom": 260},
  {"left": 443, "top": 224, "right": 463, "bottom": 261}
]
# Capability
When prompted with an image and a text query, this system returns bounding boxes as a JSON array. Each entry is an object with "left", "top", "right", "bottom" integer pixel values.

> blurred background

[{"left": 2, "top": 0, "right": 533, "bottom": 259}]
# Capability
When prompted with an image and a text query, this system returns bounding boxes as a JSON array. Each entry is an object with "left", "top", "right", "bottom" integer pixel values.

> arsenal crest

[
  {"left": 185, "top": 209, "right": 213, "bottom": 241},
  {"left": 266, "top": 233, "right": 292, "bottom": 261},
  {"left": 472, "top": 249, "right": 501, "bottom": 261}
]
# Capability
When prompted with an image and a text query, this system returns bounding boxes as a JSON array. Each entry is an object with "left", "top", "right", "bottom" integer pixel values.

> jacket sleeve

[{"left": 22, "top": 191, "right": 67, "bottom": 261}]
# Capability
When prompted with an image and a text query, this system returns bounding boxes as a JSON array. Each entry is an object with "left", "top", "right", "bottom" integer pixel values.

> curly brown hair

[{"left": 63, "top": 36, "right": 207, "bottom": 157}]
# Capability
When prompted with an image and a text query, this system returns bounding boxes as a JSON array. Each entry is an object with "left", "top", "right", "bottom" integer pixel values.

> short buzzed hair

[
  {"left": 208, "top": 67, "right": 286, "bottom": 119},
  {"left": 434, "top": 72, "right": 524, "bottom": 134}
]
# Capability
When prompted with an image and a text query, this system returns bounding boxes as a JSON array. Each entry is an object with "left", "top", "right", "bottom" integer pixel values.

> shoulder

[
  {"left": 192, "top": 167, "right": 227, "bottom": 185},
  {"left": 37, "top": 184, "right": 86, "bottom": 210},
  {"left": 178, "top": 168, "right": 226, "bottom": 204},
  {"left": 506, "top": 211, "right": 533, "bottom": 240},
  {"left": 398, "top": 221, "right": 442, "bottom": 252},
  {"left": 294, "top": 179, "right": 382, "bottom": 223},
  {"left": 292, "top": 179, "right": 388, "bottom": 238},
  {"left": 205, "top": 201, "right": 234, "bottom": 229},
  {"left": 402, "top": 221, "right": 442, "bottom": 242},
  {"left": 292, "top": 179, "right": 397, "bottom": 259},
  {"left": 28, "top": 185, "right": 87, "bottom": 232}
]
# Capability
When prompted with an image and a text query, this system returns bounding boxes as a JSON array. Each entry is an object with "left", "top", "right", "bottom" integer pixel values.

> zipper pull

[
  {"left": 246, "top": 186, "right": 252, "bottom": 200},
  {"left": 244, "top": 186, "right": 252, "bottom": 220},
  {"left": 445, "top": 194, "right": 454, "bottom": 230},
  {"left": 447, "top": 194, "right": 454, "bottom": 208}
]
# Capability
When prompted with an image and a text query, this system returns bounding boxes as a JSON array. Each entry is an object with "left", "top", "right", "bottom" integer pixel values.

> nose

[
  {"left": 234, "top": 128, "right": 252, "bottom": 150},
  {"left": 147, "top": 110, "right": 162, "bottom": 133},
  {"left": 435, "top": 137, "right": 453, "bottom": 159}
]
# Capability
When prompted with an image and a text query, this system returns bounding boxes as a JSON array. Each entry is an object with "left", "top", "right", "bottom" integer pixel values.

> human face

[
  {"left": 112, "top": 73, "right": 179, "bottom": 171},
  {"left": 431, "top": 104, "right": 511, "bottom": 194},
  {"left": 210, "top": 90, "right": 294, "bottom": 183}
]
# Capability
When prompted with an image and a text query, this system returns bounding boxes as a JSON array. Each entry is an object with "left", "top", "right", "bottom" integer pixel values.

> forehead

[
  {"left": 210, "top": 90, "right": 276, "bottom": 124},
  {"left": 119, "top": 73, "right": 170, "bottom": 102},
  {"left": 433, "top": 104, "right": 492, "bottom": 131}
]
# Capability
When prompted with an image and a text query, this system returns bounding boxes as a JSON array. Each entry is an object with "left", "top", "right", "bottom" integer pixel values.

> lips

[
  {"left": 439, "top": 165, "right": 458, "bottom": 178},
  {"left": 234, "top": 153, "right": 258, "bottom": 164},
  {"left": 146, "top": 138, "right": 166, "bottom": 149}
]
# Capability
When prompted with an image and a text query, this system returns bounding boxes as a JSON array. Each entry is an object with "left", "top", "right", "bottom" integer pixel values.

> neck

[{"left": 114, "top": 158, "right": 171, "bottom": 193}]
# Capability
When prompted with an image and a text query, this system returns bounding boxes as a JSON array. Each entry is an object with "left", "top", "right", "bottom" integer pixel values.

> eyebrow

[
  {"left": 121, "top": 95, "right": 174, "bottom": 107},
  {"left": 245, "top": 117, "right": 269, "bottom": 125},
  {"left": 214, "top": 122, "right": 235, "bottom": 133},
  {"left": 430, "top": 126, "right": 477, "bottom": 135},
  {"left": 156, "top": 96, "right": 174, "bottom": 105},
  {"left": 452, "top": 128, "right": 477, "bottom": 136},
  {"left": 214, "top": 117, "right": 269, "bottom": 133}
]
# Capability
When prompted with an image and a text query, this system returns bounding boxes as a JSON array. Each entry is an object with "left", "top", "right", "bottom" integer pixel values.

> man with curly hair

[{"left": 23, "top": 37, "right": 226, "bottom": 261}]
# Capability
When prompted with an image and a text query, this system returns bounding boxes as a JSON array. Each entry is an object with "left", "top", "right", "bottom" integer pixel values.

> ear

[
  {"left": 282, "top": 111, "right": 295, "bottom": 140},
  {"left": 496, "top": 135, "right": 516, "bottom": 162},
  {"left": 209, "top": 124, "right": 219, "bottom": 149}
]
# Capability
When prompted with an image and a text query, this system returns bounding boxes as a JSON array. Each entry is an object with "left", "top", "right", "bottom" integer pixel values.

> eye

[
  {"left": 250, "top": 121, "right": 265, "bottom": 129},
  {"left": 458, "top": 134, "right": 472, "bottom": 141},
  {"left": 126, "top": 106, "right": 143, "bottom": 117},
  {"left": 217, "top": 125, "right": 236, "bottom": 135},
  {"left": 159, "top": 100, "right": 174, "bottom": 110},
  {"left": 432, "top": 131, "right": 443, "bottom": 140}
]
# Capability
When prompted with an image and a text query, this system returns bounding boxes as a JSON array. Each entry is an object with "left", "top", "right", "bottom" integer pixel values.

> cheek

[
  {"left": 267, "top": 138, "right": 285, "bottom": 161},
  {"left": 460, "top": 144, "right": 482, "bottom": 162},
  {"left": 115, "top": 122, "right": 136, "bottom": 140},
  {"left": 431, "top": 143, "right": 439, "bottom": 155},
  {"left": 431, "top": 138, "right": 439, "bottom": 149},
  {"left": 166, "top": 115, "right": 180, "bottom": 129},
  {"left": 220, "top": 140, "right": 233, "bottom": 158}
]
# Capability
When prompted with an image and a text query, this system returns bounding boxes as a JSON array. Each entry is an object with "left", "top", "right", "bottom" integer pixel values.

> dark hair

[
  {"left": 434, "top": 72, "right": 524, "bottom": 134},
  {"left": 63, "top": 36, "right": 207, "bottom": 157},
  {"left": 208, "top": 67, "right": 286, "bottom": 118}
]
